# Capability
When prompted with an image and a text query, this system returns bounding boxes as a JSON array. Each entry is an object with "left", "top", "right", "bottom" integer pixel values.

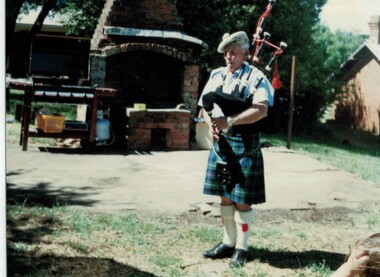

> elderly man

[{"left": 198, "top": 31, "right": 274, "bottom": 268}]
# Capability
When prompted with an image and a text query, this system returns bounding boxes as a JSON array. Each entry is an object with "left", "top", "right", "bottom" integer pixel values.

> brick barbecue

[{"left": 89, "top": 0, "right": 207, "bottom": 150}]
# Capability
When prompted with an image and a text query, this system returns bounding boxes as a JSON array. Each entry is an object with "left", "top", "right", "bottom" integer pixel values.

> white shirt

[{"left": 198, "top": 61, "right": 274, "bottom": 117}]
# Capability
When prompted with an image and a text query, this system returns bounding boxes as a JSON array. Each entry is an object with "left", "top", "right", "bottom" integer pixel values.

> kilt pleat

[{"left": 203, "top": 133, "right": 265, "bottom": 204}]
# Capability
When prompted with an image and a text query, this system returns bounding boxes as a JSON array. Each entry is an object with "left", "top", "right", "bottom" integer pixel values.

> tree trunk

[
  {"left": 6, "top": 0, "right": 58, "bottom": 112},
  {"left": 6, "top": 0, "right": 25, "bottom": 70},
  {"left": 26, "top": 0, "right": 58, "bottom": 43}
]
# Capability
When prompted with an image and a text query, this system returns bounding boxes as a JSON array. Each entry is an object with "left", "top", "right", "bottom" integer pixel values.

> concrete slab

[{"left": 5, "top": 144, "right": 380, "bottom": 215}]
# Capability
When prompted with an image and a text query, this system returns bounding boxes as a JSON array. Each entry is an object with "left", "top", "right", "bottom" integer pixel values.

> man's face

[{"left": 223, "top": 44, "right": 248, "bottom": 73}]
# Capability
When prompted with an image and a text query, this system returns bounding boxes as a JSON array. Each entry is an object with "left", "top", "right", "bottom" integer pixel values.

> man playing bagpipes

[{"left": 198, "top": 30, "right": 275, "bottom": 268}]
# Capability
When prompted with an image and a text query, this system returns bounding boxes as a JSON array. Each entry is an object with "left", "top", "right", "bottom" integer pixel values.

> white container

[
  {"left": 96, "top": 110, "right": 111, "bottom": 141},
  {"left": 195, "top": 121, "right": 212, "bottom": 150}
]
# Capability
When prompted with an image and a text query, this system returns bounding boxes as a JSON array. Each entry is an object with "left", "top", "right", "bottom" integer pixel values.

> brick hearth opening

[{"left": 127, "top": 109, "right": 191, "bottom": 150}]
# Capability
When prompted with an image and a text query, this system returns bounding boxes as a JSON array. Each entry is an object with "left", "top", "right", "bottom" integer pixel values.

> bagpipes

[{"left": 202, "top": 0, "right": 287, "bottom": 119}]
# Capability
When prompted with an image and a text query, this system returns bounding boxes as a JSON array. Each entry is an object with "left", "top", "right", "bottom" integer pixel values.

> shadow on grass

[
  {"left": 7, "top": 254, "right": 157, "bottom": 276},
  {"left": 37, "top": 146, "right": 130, "bottom": 155},
  {"left": 6, "top": 184, "right": 157, "bottom": 276},
  {"left": 265, "top": 122, "right": 380, "bottom": 158},
  {"left": 37, "top": 146, "right": 163, "bottom": 156},
  {"left": 6, "top": 181, "right": 99, "bottom": 208},
  {"left": 248, "top": 246, "right": 345, "bottom": 271}
]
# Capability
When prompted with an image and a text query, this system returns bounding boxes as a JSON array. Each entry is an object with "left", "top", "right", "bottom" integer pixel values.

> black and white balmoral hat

[{"left": 217, "top": 31, "right": 250, "bottom": 53}]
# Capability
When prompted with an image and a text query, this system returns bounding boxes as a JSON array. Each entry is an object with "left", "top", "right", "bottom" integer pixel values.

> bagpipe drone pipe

[{"left": 202, "top": 0, "right": 287, "bottom": 134}]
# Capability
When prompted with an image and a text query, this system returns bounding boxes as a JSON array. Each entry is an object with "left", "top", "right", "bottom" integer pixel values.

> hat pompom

[{"left": 222, "top": 33, "right": 230, "bottom": 40}]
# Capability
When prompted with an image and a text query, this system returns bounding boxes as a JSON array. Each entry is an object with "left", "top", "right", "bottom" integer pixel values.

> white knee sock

[
  {"left": 221, "top": 204, "right": 236, "bottom": 247},
  {"left": 234, "top": 209, "right": 255, "bottom": 251}
]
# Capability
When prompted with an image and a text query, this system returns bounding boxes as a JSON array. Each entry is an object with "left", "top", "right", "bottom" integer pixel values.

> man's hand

[
  {"left": 212, "top": 117, "right": 229, "bottom": 131},
  {"left": 209, "top": 122, "right": 220, "bottom": 142},
  {"left": 331, "top": 249, "right": 369, "bottom": 277},
  {"left": 209, "top": 117, "right": 229, "bottom": 142}
]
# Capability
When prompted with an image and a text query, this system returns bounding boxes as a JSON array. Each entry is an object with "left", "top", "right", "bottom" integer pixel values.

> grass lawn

[
  {"left": 7, "top": 203, "right": 380, "bottom": 276},
  {"left": 262, "top": 122, "right": 380, "bottom": 186}
]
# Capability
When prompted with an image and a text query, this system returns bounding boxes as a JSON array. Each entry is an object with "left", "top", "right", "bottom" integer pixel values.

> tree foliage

[
  {"left": 312, "top": 24, "right": 366, "bottom": 110},
  {"left": 176, "top": 0, "right": 260, "bottom": 73},
  {"left": 313, "top": 24, "right": 365, "bottom": 73},
  {"left": 177, "top": 0, "right": 331, "bottom": 131},
  {"left": 59, "top": 0, "right": 105, "bottom": 38}
]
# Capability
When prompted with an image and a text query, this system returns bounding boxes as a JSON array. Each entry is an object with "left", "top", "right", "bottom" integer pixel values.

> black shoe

[
  {"left": 203, "top": 242, "right": 235, "bottom": 259},
  {"left": 229, "top": 249, "right": 249, "bottom": 268}
]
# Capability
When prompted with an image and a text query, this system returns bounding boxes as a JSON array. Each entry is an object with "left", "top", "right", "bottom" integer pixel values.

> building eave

[
  {"left": 15, "top": 23, "right": 67, "bottom": 33},
  {"left": 340, "top": 41, "right": 380, "bottom": 68},
  {"left": 103, "top": 27, "right": 208, "bottom": 49}
]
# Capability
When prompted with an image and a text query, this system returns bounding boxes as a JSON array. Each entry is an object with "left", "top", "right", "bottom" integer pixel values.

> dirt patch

[{"left": 137, "top": 203, "right": 369, "bottom": 231}]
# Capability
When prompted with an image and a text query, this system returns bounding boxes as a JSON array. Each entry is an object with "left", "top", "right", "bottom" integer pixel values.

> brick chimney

[
  {"left": 88, "top": 0, "right": 207, "bottom": 150},
  {"left": 368, "top": 15, "right": 380, "bottom": 44}
]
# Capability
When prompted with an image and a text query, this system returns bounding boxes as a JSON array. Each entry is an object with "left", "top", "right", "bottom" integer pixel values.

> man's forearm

[
  {"left": 229, "top": 102, "right": 268, "bottom": 126},
  {"left": 200, "top": 108, "right": 212, "bottom": 127}
]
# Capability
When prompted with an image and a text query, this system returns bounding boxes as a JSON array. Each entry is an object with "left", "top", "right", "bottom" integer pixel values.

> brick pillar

[
  {"left": 182, "top": 65, "right": 200, "bottom": 118},
  {"left": 89, "top": 54, "right": 106, "bottom": 87}
]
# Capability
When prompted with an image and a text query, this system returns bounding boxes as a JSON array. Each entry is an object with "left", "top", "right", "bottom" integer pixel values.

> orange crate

[{"left": 36, "top": 114, "right": 65, "bottom": 133}]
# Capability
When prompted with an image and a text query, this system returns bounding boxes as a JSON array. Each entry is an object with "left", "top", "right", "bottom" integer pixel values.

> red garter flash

[{"left": 242, "top": 224, "right": 249, "bottom": 233}]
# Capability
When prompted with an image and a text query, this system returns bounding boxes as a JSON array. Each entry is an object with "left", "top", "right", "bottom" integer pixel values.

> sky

[
  {"left": 320, "top": 0, "right": 380, "bottom": 35},
  {"left": 17, "top": 6, "right": 65, "bottom": 26}
]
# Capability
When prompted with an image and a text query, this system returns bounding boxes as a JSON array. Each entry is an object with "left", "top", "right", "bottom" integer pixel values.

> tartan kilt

[{"left": 203, "top": 133, "right": 265, "bottom": 205}]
